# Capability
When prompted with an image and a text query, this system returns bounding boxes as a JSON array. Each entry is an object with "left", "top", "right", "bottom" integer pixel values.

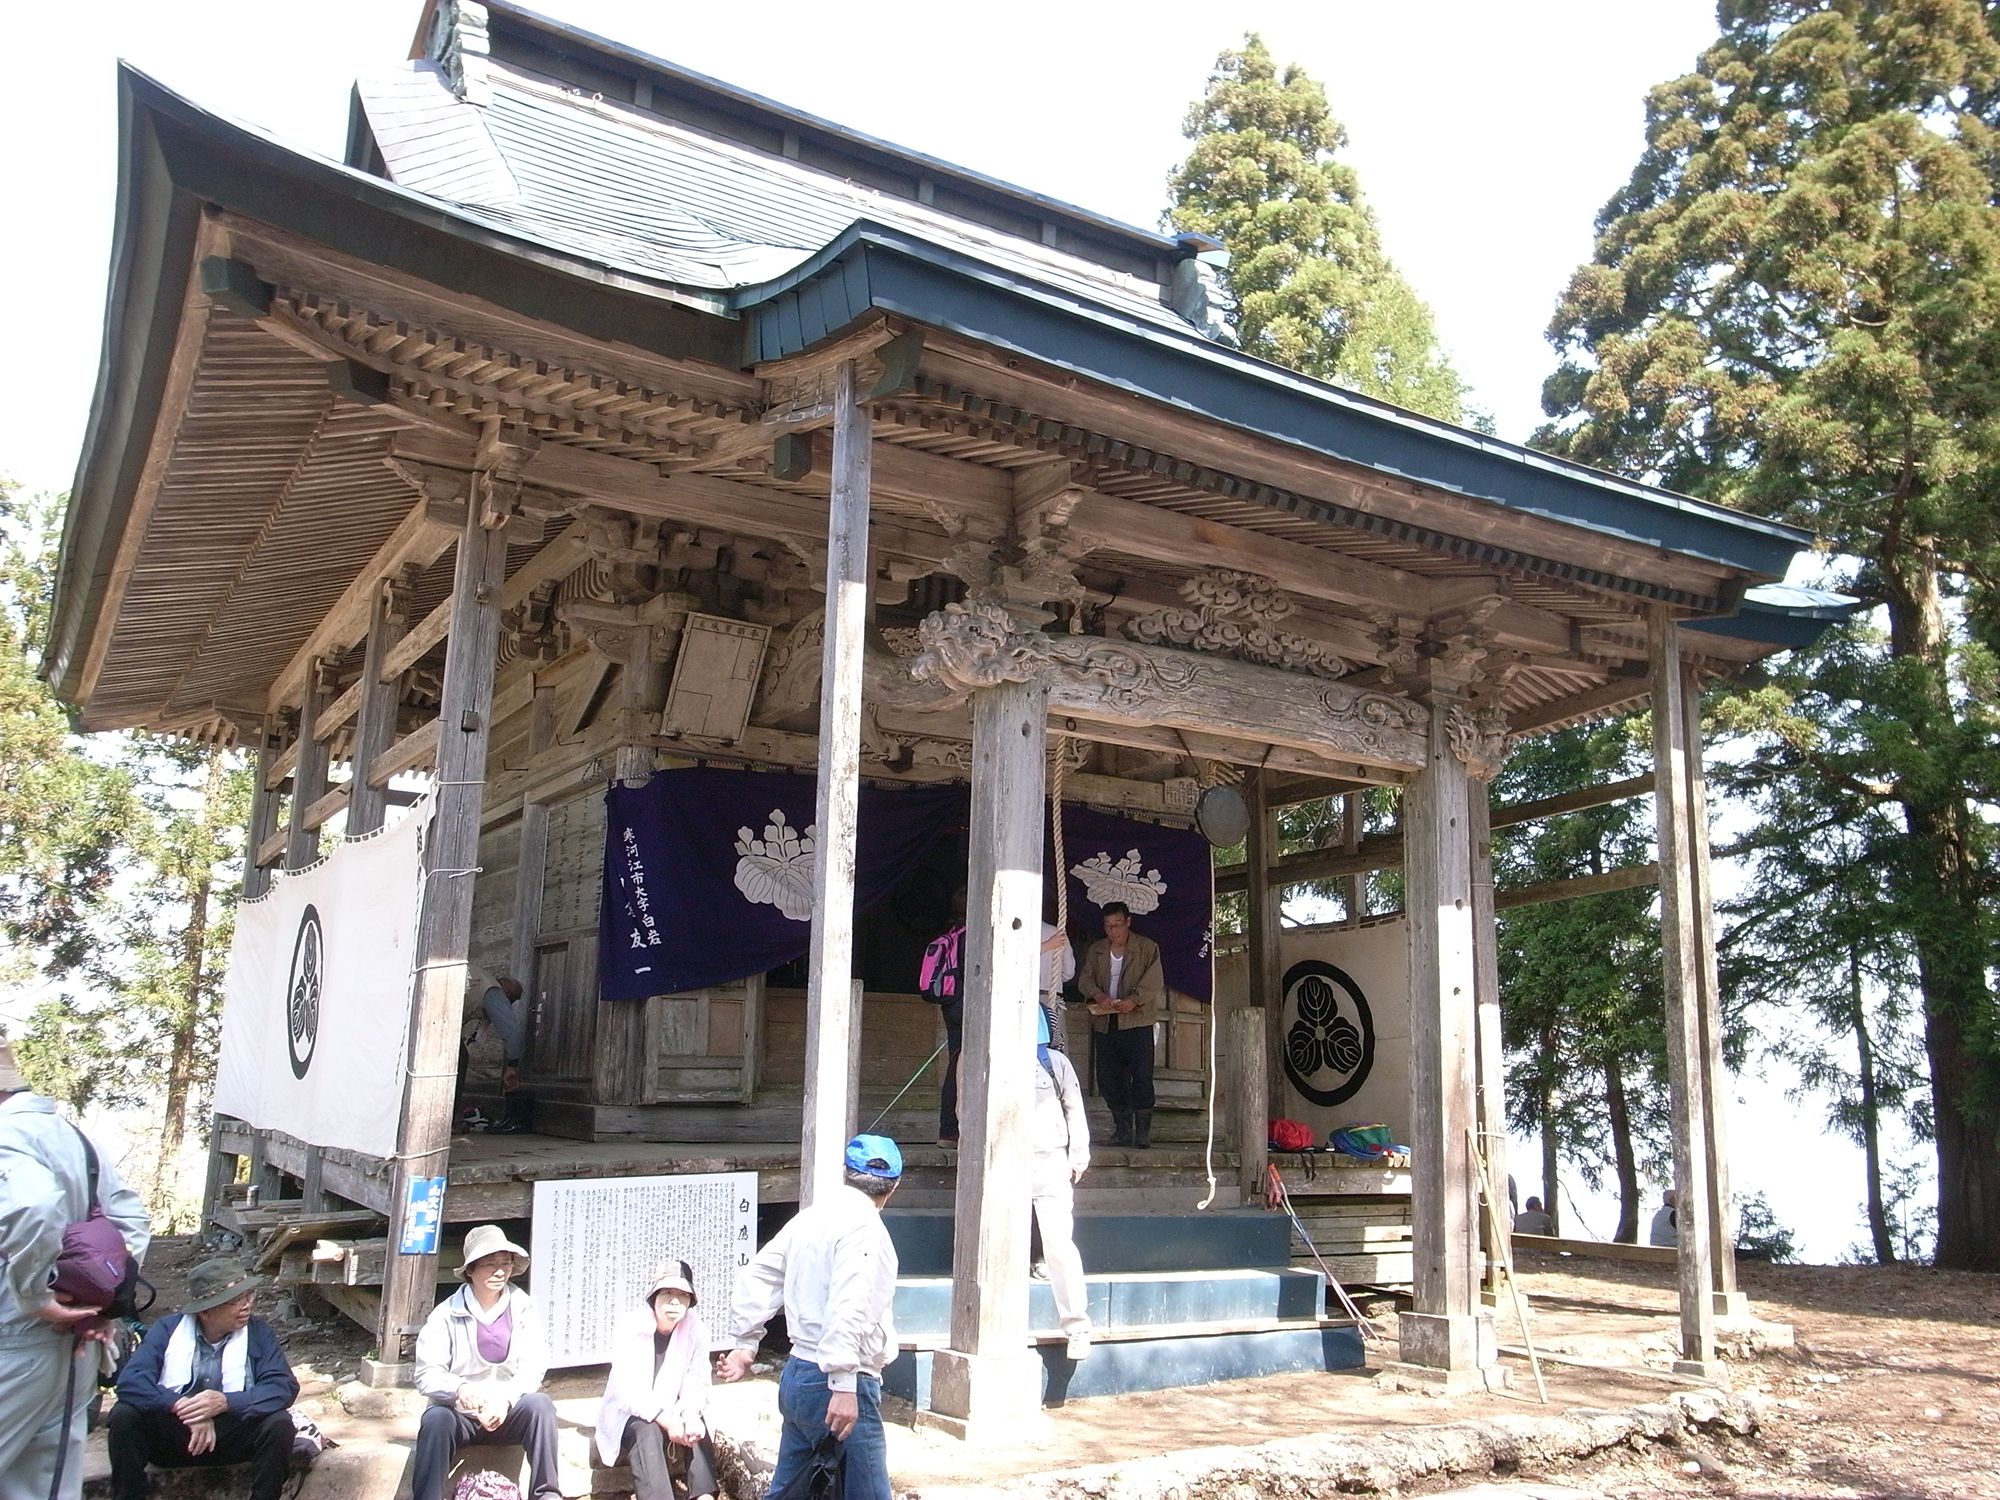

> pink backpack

[{"left": 919, "top": 925, "right": 965, "bottom": 1003}]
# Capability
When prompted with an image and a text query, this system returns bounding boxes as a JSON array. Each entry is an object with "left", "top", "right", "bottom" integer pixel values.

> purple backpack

[{"left": 51, "top": 1125, "right": 151, "bottom": 1319}]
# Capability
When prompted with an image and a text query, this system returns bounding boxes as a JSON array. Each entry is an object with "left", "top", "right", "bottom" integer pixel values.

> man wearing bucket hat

[
  {"left": 595, "top": 1259, "right": 719, "bottom": 1500},
  {"left": 0, "top": 1039, "right": 152, "bottom": 1500},
  {"left": 719, "top": 1134, "right": 902, "bottom": 1500},
  {"left": 412, "top": 1224, "right": 556, "bottom": 1500},
  {"left": 106, "top": 1258, "right": 299, "bottom": 1500}
]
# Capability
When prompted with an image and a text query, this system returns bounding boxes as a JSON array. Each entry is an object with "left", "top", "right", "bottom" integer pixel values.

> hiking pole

[
  {"left": 1470, "top": 1128, "right": 1547, "bottom": 1403},
  {"left": 1263, "top": 1164, "right": 1384, "bottom": 1342},
  {"left": 864, "top": 1043, "right": 947, "bottom": 1134}
]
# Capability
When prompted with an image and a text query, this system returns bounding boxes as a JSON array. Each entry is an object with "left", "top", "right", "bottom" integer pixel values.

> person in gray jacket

[
  {"left": 411, "top": 1225, "right": 556, "bottom": 1500},
  {"left": 0, "top": 1041, "right": 152, "bottom": 1500}
]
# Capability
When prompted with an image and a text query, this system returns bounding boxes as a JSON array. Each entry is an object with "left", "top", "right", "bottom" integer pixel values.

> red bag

[{"left": 1268, "top": 1118, "right": 1317, "bottom": 1152}]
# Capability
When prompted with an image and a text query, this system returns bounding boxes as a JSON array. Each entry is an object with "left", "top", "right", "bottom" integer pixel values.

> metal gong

[{"left": 1194, "top": 783, "right": 1251, "bottom": 848}]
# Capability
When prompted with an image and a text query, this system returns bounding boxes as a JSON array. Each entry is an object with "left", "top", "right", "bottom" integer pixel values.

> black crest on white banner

[
  {"left": 286, "top": 903, "right": 324, "bottom": 1079},
  {"left": 1280, "top": 959, "right": 1373, "bottom": 1107}
]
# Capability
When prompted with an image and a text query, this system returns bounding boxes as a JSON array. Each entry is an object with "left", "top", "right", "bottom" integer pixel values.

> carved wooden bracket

[
  {"left": 1443, "top": 700, "right": 1512, "bottom": 782},
  {"left": 1126, "top": 569, "right": 1353, "bottom": 679}
]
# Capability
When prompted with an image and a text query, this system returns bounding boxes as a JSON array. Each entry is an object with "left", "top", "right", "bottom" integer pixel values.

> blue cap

[{"left": 844, "top": 1134, "right": 903, "bottom": 1179}]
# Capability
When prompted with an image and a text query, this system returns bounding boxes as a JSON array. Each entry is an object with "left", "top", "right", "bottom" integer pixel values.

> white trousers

[
  {"left": 0, "top": 1333, "right": 96, "bottom": 1500},
  {"left": 1029, "top": 1151, "right": 1090, "bottom": 1343}
]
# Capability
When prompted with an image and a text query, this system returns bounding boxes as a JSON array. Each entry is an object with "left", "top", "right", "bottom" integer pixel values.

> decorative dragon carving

[{"left": 1126, "top": 570, "right": 1353, "bottom": 678}]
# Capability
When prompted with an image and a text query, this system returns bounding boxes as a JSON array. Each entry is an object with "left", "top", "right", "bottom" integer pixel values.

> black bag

[{"left": 771, "top": 1435, "right": 844, "bottom": 1500}]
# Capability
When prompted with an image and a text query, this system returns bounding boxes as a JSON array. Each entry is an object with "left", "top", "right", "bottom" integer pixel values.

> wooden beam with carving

[{"left": 895, "top": 604, "right": 1432, "bottom": 775}]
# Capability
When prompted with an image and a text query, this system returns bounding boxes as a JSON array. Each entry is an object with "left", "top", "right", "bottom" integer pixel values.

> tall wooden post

[
  {"left": 1650, "top": 610, "right": 1720, "bottom": 1376},
  {"left": 799, "top": 359, "right": 871, "bottom": 1208},
  {"left": 242, "top": 735, "right": 281, "bottom": 901},
  {"left": 1341, "top": 791, "right": 1364, "bottom": 925},
  {"left": 346, "top": 575, "right": 410, "bottom": 837},
  {"left": 376, "top": 505, "right": 509, "bottom": 1367},
  {"left": 1229, "top": 1007, "right": 1269, "bottom": 1203},
  {"left": 508, "top": 686, "right": 557, "bottom": 990},
  {"left": 1244, "top": 769, "right": 1285, "bottom": 1106},
  {"left": 597, "top": 635, "right": 668, "bottom": 1107},
  {"left": 285, "top": 661, "right": 333, "bottom": 868},
  {"left": 1469, "top": 790, "right": 1509, "bottom": 1288},
  {"left": 930, "top": 672, "right": 1049, "bottom": 1437},
  {"left": 1392, "top": 683, "right": 1493, "bottom": 1389},
  {"left": 1683, "top": 662, "right": 1744, "bottom": 1318}
]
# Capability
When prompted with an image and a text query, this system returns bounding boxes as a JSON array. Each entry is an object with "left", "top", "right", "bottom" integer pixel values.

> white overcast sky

[
  {"left": 0, "top": 1, "right": 1896, "bottom": 1260},
  {"left": 0, "top": 0, "right": 1722, "bottom": 497}
]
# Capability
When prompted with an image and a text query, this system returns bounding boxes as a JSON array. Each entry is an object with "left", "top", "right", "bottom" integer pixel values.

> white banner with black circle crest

[{"left": 214, "top": 801, "right": 430, "bottom": 1157}]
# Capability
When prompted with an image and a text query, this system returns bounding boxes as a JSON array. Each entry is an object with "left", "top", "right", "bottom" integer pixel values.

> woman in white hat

[
  {"left": 411, "top": 1224, "right": 557, "bottom": 1500},
  {"left": 594, "top": 1259, "right": 717, "bottom": 1500}
]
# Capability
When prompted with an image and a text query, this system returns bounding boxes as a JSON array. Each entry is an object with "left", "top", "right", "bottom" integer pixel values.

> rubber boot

[
  {"left": 1108, "top": 1111, "right": 1132, "bottom": 1147},
  {"left": 1132, "top": 1110, "right": 1153, "bottom": 1150}
]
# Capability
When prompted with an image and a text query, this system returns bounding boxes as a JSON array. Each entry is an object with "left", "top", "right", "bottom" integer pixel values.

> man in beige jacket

[{"left": 1076, "top": 903, "right": 1166, "bottom": 1148}]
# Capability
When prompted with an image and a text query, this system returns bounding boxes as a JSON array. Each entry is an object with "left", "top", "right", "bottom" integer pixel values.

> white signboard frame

[{"left": 531, "top": 1171, "right": 758, "bottom": 1367}]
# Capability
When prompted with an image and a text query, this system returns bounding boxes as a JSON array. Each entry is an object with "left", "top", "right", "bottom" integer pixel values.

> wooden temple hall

[{"left": 53, "top": 0, "right": 1846, "bottom": 1427}]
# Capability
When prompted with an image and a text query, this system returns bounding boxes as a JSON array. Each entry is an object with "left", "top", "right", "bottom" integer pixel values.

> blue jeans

[{"left": 767, "top": 1357, "right": 888, "bottom": 1500}]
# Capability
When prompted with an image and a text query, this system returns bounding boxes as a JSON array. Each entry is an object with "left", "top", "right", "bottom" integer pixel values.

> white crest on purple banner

[
  {"left": 733, "top": 809, "right": 817, "bottom": 921},
  {"left": 1071, "top": 848, "right": 1169, "bottom": 913}
]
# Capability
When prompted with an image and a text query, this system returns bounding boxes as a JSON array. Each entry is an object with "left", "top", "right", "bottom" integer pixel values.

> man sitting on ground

[
  {"left": 1512, "top": 1196, "right": 1556, "bottom": 1236},
  {"left": 108, "top": 1258, "right": 300, "bottom": 1500}
]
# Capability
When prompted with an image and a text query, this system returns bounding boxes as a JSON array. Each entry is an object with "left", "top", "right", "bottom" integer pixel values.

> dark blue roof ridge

[{"left": 475, "top": 0, "right": 1187, "bottom": 266}]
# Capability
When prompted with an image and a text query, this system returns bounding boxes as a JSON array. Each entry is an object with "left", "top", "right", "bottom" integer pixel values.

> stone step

[
  {"left": 892, "top": 1266, "right": 1327, "bottom": 1342},
  {"left": 883, "top": 1207, "right": 1292, "bottom": 1277},
  {"left": 885, "top": 1321, "right": 1367, "bottom": 1409}
]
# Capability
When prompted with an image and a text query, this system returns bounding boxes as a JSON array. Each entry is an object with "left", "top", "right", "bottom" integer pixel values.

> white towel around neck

[{"left": 160, "top": 1314, "right": 250, "bottom": 1394}]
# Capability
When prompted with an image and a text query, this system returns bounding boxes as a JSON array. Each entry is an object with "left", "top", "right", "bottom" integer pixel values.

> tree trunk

[
  {"left": 1538, "top": 1023, "right": 1560, "bottom": 1235},
  {"left": 1850, "top": 948, "right": 1894, "bottom": 1265},
  {"left": 1883, "top": 560, "right": 1999, "bottom": 1272},
  {"left": 157, "top": 750, "right": 223, "bottom": 1215},
  {"left": 1606, "top": 1054, "right": 1640, "bottom": 1243}
]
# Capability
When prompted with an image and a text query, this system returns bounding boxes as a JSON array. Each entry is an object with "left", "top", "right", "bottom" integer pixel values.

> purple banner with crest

[
  {"left": 1049, "top": 804, "right": 1215, "bottom": 1003},
  {"left": 600, "top": 768, "right": 964, "bottom": 1000}
]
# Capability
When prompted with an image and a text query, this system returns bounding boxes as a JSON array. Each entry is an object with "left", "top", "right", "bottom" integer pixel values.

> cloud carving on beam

[{"left": 1125, "top": 570, "right": 1354, "bottom": 679}]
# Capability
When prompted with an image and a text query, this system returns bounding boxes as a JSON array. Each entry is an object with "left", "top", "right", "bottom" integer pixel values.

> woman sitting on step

[
  {"left": 595, "top": 1259, "right": 720, "bottom": 1500},
  {"left": 412, "top": 1224, "right": 559, "bottom": 1500}
]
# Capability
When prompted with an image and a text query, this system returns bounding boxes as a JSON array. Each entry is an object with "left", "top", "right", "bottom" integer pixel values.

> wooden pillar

[
  {"left": 283, "top": 692, "right": 332, "bottom": 1208},
  {"left": 1649, "top": 609, "right": 1720, "bottom": 1376},
  {"left": 597, "top": 640, "right": 668, "bottom": 1107},
  {"left": 1229, "top": 1006, "right": 1269, "bottom": 1203},
  {"left": 210, "top": 733, "right": 280, "bottom": 1227},
  {"left": 346, "top": 575, "right": 410, "bottom": 837},
  {"left": 1469, "top": 790, "right": 1509, "bottom": 1288},
  {"left": 508, "top": 686, "right": 557, "bottom": 991},
  {"left": 285, "top": 661, "right": 333, "bottom": 868},
  {"left": 1393, "top": 683, "right": 1492, "bottom": 1387},
  {"left": 1682, "top": 661, "right": 1744, "bottom": 1317},
  {"left": 930, "top": 673, "right": 1049, "bottom": 1436},
  {"left": 242, "top": 735, "right": 281, "bottom": 901},
  {"left": 377, "top": 505, "right": 509, "bottom": 1365},
  {"left": 1341, "top": 791, "right": 1363, "bottom": 925},
  {"left": 1244, "top": 770, "right": 1284, "bottom": 1106},
  {"left": 799, "top": 359, "right": 871, "bottom": 1208}
]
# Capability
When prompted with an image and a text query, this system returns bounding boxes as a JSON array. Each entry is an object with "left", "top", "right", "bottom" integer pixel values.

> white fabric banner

[{"left": 214, "top": 802, "right": 430, "bottom": 1158}]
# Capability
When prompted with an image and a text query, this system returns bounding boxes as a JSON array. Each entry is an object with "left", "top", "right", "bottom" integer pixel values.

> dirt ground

[{"left": 158, "top": 1236, "right": 2000, "bottom": 1498}]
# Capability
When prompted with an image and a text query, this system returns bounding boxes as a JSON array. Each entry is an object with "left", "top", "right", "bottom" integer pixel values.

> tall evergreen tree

[
  {"left": 1168, "top": 34, "right": 1472, "bottom": 421},
  {"left": 1538, "top": 0, "right": 2000, "bottom": 1270}
]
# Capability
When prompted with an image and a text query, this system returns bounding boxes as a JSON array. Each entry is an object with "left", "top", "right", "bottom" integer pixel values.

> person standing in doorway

[
  {"left": 1038, "top": 916, "right": 1076, "bottom": 1058},
  {"left": 1078, "top": 903, "right": 1165, "bottom": 1149},
  {"left": 0, "top": 1041, "right": 152, "bottom": 1500}
]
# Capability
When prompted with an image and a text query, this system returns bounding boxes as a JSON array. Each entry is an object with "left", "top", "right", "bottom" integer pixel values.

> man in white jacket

[
  {"left": 0, "top": 1042, "right": 151, "bottom": 1500},
  {"left": 1030, "top": 1009, "right": 1093, "bottom": 1360},
  {"left": 719, "top": 1135, "right": 901, "bottom": 1500}
]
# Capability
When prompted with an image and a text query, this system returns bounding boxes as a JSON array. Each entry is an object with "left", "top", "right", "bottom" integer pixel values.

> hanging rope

[{"left": 1050, "top": 731, "right": 1069, "bottom": 935}]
